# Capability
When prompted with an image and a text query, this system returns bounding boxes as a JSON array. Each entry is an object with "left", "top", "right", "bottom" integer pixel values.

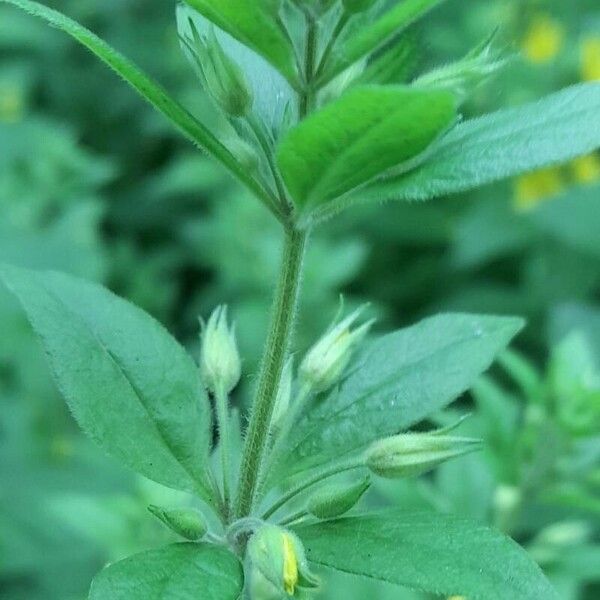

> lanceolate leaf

[
  {"left": 321, "top": 0, "right": 447, "bottom": 85},
  {"left": 295, "top": 511, "right": 559, "bottom": 599},
  {"left": 277, "top": 85, "right": 456, "bottom": 210},
  {"left": 184, "top": 0, "right": 298, "bottom": 85},
  {"left": 89, "top": 543, "right": 243, "bottom": 599},
  {"left": 0, "top": 0, "right": 271, "bottom": 205},
  {"left": 0, "top": 265, "right": 214, "bottom": 502},
  {"left": 271, "top": 314, "right": 523, "bottom": 482},
  {"left": 317, "top": 83, "right": 600, "bottom": 220}
]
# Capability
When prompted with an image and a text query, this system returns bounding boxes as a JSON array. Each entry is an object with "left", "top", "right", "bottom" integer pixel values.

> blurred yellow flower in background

[
  {"left": 522, "top": 15, "right": 565, "bottom": 63},
  {"left": 571, "top": 154, "right": 600, "bottom": 183},
  {"left": 513, "top": 167, "right": 564, "bottom": 211},
  {"left": 581, "top": 37, "right": 600, "bottom": 81},
  {"left": 0, "top": 84, "right": 24, "bottom": 123}
]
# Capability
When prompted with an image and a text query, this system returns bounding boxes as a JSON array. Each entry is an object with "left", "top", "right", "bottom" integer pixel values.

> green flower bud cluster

[
  {"left": 148, "top": 505, "right": 207, "bottom": 541},
  {"left": 365, "top": 433, "right": 482, "bottom": 479},
  {"left": 247, "top": 525, "right": 319, "bottom": 599},
  {"left": 299, "top": 305, "right": 374, "bottom": 393},
  {"left": 182, "top": 22, "right": 253, "bottom": 117},
  {"left": 200, "top": 305, "right": 242, "bottom": 394},
  {"left": 307, "top": 476, "right": 371, "bottom": 519}
]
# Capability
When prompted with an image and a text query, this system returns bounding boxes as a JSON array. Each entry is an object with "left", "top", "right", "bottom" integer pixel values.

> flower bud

[
  {"left": 247, "top": 525, "right": 319, "bottom": 599},
  {"left": 148, "top": 505, "right": 207, "bottom": 541},
  {"left": 272, "top": 357, "right": 293, "bottom": 430},
  {"left": 343, "top": 0, "right": 377, "bottom": 14},
  {"left": 299, "top": 306, "right": 374, "bottom": 393},
  {"left": 414, "top": 30, "right": 507, "bottom": 102},
  {"left": 307, "top": 476, "right": 370, "bottom": 519},
  {"left": 183, "top": 22, "right": 253, "bottom": 117},
  {"left": 365, "top": 433, "right": 482, "bottom": 479},
  {"left": 200, "top": 305, "right": 242, "bottom": 394}
]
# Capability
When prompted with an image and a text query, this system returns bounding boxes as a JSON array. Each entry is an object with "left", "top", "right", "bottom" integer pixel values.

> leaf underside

[{"left": 352, "top": 82, "right": 600, "bottom": 208}]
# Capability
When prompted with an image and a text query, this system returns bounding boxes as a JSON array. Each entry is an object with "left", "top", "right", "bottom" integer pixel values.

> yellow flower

[
  {"left": 522, "top": 15, "right": 564, "bottom": 64},
  {"left": 581, "top": 38, "right": 600, "bottom": 81},
  {"left": 282, "top": 533, "right": 299, "bottom": 595},
  {"left": 513, "top": 168, "right": 564, "bottom": 212},
  {"left": 571, "top": 154, "right": 600, "bottom": 184},
  {"left": 0, "top": 85, "right": 24, "bottom": 123},
  {"left": 447, "top": 597, "right": 467, "bottom": 600}
]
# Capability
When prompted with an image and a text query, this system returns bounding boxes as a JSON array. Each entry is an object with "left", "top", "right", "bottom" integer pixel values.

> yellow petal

[
  {"left": 513, "top": 168, "right": 564, "bottom": 212},
  {"left": 522, "top": 15, "right": 564, "bottom": 64},
  {"left": 571, "top": 154, "right": 600, "bottom": 184},
  {"left": 581, "top": 38, "right": 600, "bottom": 81},
  {"left": 282, "top": 534, "right": 298, "bottom": 595}
]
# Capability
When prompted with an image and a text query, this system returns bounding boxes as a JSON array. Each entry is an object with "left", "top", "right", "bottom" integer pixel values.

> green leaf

[
  {"left": 272, "top": 314, "right": 523, "bottom": 482},
  {"left": 295, "top": 511, "right": 559, "bottom": 599},
  {"left": 331, "top": 83, "right": 600, "bottom": 217},
  {"left": 322, "top": 0, "right": 446, "bottom": 85},
  {"left": 0, "top": 0, "right": 271, "bottom": 206},
  {"left": 276, "top": 85, "right": 456, "bottom": 211},
  {"left": 89, "top": 543, "right": 243, "bottom": 599},
  {"left": 184, "top": 0, "right": 297, "bottom": 85},
  {"left": 0, "top": 265, "right": 213, "bottom": 501},
  {"left": 531, "top": 183, "right": 600, "bottom": 260}
]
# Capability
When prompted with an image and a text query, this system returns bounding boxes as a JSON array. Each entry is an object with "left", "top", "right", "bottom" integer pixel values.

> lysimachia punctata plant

[{"left": 3, "top": 0, "right": 600, "bottom": 598}]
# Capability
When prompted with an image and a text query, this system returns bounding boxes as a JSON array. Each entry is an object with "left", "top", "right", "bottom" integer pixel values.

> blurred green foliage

[{"left": 1, "top": 0, "right": 599, "bottom": 598}]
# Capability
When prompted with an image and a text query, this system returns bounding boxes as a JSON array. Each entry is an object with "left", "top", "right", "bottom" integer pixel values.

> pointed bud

[
  {"left": 148, "top": 505, "right": 207, "bottom": 541},
  {"left": 414, "top": 30, "right": 507, "bottom": 102},
  {"left": 299, "top": 306, "right": 374, "bottom": 393},
  {"left": 307, "top": 476, "right": 371, "bottom": 519},
  {"left": 200, "top": 305, "right": 241, "bottom": 394},
  {"left": 343, "top": 0, "right": 377, "bottom": 14},
  {"left": 365, "top": 433, "right": 482, "bottom": 479},
  {"left": 183, "top": 22, "right": 253, "bottom": 117},
  {"left": 247, "top": 525, "right": 319, "bottom": 599},
  {"left": 272, "top": 357, "right": 293, "bottom": 429}
]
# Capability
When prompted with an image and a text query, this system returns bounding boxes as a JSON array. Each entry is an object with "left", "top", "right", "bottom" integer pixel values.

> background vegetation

[{"left": 1, "top": 0, "right": 599, "bottom": 598}]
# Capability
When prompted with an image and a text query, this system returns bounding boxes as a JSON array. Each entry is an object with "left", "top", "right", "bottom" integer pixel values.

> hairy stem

[
  {"left": 278, "top": 508, "right": 309, "bottom": 527},
  {"left": 300, "top": 11, "right": 318, "bottom": 118},
  {"left": 314, "top": 12, "right": 350, "bottom": 82},
  {"left": 234, "top": 226, "right": 308, "bottom": 518},
  {"left": 215, "top": 384, "right": 232, "bottom": 520}
]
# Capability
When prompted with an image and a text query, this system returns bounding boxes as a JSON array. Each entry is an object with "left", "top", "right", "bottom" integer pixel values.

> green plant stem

[
  {"left": 259, "top": 381, "right": 313, "bottom": 493},
  {"left": 278, "top": 508, "right": 309, "bottom": 527},
  {"left": 262, "top": 458, "right": 364, "bottom": 520},
  {"left": 245, "top": 114, "right": 289, "bottom": 209},
  {"left": 234, "top": 226, "right": 308, "bottom": 519},
  {"left": 314, "top": 12, "right": 350, "bottom": 83},
  {"left": 300, "top": 11, "right": 318, "bottom": 117},
  {"left": 215, "top": 384, "right": 232, "bottom": 520}
]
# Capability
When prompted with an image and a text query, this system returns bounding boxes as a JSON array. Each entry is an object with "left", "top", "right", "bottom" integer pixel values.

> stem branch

[{"left": 262, "top": 459, "right": 363, "bottom": 520}]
